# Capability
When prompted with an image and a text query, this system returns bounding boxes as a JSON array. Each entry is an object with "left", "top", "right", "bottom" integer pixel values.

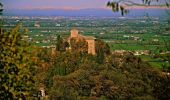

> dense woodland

[{"left": 0, "top": 25, "right": 170, "bottom": 99}]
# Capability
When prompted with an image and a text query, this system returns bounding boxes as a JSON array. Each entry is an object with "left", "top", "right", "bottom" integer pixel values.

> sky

[
  {"left": 2, "top": 0, "right": 108, "bottom": 10},
  {"left": 2, "top": 0, "right": 168, "bottom": 10}
]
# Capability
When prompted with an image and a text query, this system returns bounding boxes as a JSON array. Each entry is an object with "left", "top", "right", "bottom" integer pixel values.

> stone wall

[{"left": 86, "top": 39, "right": 95, "bottom": 55}]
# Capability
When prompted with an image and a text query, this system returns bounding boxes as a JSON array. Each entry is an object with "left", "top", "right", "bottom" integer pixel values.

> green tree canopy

[{"left": 0, "top": 24, "right": 35, "bottom": 99}]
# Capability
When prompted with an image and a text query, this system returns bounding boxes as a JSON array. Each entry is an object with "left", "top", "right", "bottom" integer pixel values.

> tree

[
  {"left": 107, "top": 0, "right": 169, "bottom": 15},
  {"left": 70, "top": 38, "right": 88, "bottom": 54},
  {"left": 0, "top": 24, "right": 35, "bottom": 99},
  {"left": 95, "top": 39, "right": 111, "bottom": 64},
  {"left": 55, "top": 35, "right": 69, "bottom": 52},
  {"left": 0, "top": 2, "right": 3, "bottom": 14}
]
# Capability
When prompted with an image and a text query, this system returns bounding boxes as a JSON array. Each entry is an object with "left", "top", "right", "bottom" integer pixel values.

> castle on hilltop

[{"left": 68, "top": 28, "right": 96, "bottom": 55}]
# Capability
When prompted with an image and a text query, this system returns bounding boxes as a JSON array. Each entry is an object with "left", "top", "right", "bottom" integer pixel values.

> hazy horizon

[{"left": 2, "top": 8, "right": 169, "bottom": 18}]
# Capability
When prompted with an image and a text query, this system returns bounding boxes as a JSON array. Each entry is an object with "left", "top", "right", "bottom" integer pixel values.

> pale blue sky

[
  {"left": 2, "top": 0, "right": 167, "bottom": 10},
  {"left": 2, "top": 0, "right": 108, "bottom": 9}
]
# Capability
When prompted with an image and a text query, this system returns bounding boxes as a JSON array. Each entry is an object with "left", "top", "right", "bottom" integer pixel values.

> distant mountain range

[{"left": 3, "top": 8, "right": 170, "bottom": 17}]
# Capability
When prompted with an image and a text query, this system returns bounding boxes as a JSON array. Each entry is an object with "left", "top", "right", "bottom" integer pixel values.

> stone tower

[
  {"left": 69, "top": 28, "right": 96, "bottom": 55},
  {"left": 70, "top": 28, "right": 78, "bottom": 38},
  {"left": 86, "top": 39, "right": 95, "bottom": 55}
]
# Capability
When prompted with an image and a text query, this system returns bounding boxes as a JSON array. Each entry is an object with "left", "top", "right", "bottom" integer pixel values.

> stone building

[{"left": 68, "top": 28, "right": 96, "bottom": 55}]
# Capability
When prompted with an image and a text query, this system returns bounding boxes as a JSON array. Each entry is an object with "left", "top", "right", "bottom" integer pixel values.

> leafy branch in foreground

[
  {"left": 107, "top": 0, "right": 170, "bottom": 15},
  {"left": 0, "top": 2, "right": 3, "bottom": 14}
]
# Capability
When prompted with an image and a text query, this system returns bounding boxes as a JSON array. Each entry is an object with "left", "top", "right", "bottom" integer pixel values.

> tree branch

[{"left": 107, "top": 0, "right": 169, "bottom": 15}]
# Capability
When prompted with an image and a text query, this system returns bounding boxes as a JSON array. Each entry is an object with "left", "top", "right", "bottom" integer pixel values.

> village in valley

[{"left": 2, "top": 15, "right": 170, "bottom": 68}]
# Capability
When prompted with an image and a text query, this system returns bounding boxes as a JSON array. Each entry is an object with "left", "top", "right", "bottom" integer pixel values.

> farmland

[{"left": 2, "top": 16, "right": 170, "bottom": 68}]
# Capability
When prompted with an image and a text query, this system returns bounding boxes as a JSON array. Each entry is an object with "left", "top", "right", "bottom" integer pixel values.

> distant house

[
  {"left": 35, "top": 22, "right": 40, "bottom": 28},
  {"left": 113, "top": 50, "right": 126, "bottom": 55},
  {"left": 133, "top": 50, "right": 150, "bottom": 56},
  {"left": 112, "top": 50, "right": 150, "bottom": 56},
  {"left": 68, "top": 28, "right": 96, "bottom": 55}
]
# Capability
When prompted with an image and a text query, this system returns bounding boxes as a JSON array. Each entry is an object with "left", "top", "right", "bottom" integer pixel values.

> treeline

[{"left": 0, "top": 25, "right": 170, "bottom": 100}]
